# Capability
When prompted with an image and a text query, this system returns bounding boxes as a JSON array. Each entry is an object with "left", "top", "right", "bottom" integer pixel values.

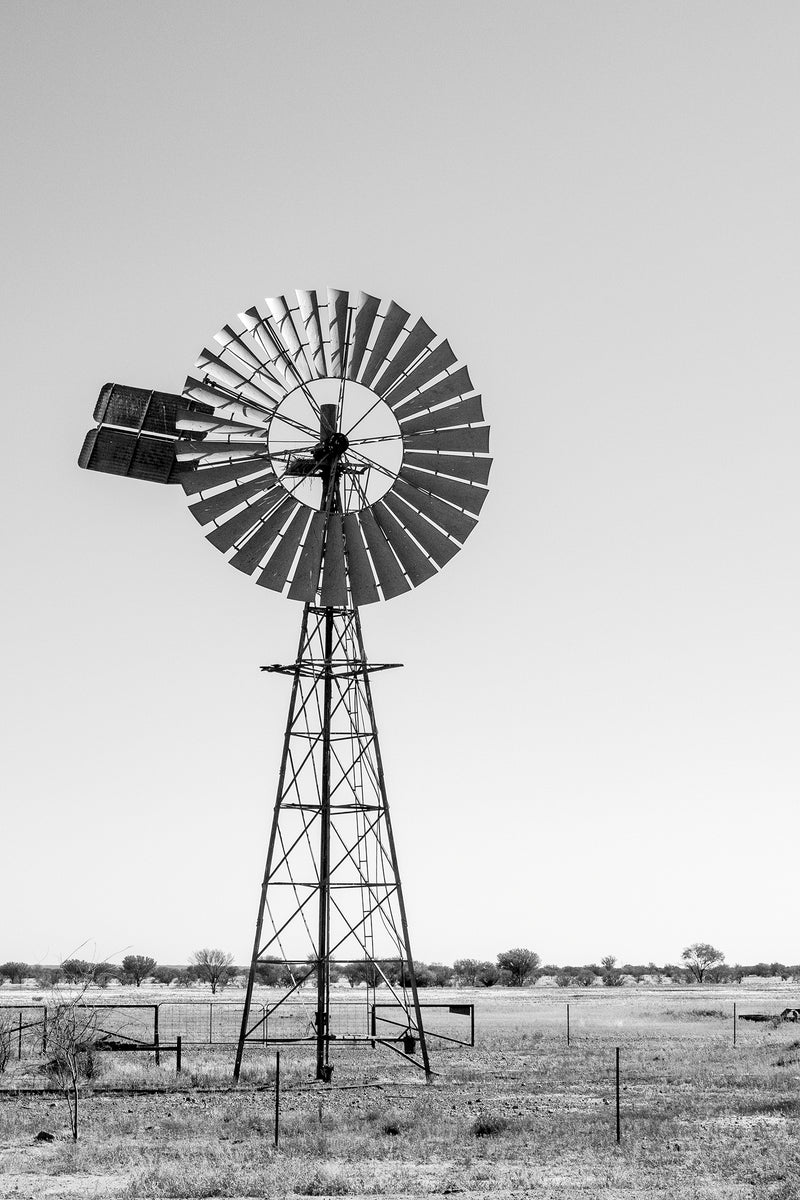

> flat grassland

[{"left": 0, "top": 985, "right": 798, "bottom": 1199}]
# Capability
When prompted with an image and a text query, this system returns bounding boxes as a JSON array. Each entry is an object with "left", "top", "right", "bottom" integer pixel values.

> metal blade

[
  {"left": 359, "top": 301, "right": 410, "bottom": 388},
  {"left": 403, "top": 427, "right": 490, "bottom": 453},
  {"left": 188, "top": 471, "right": 278, "bottom": 524},
  {"left": 392, "top": 476, "right": 478, "bottom": 542},
  {"left": 182, "top": 376, "right": 276, "bottom": 422},
  {"left": 238, "top": 307, "right": 296, "bottom": 387},
  {"left": 174, "top": 439, "right": 270, "bottom": 462},
  {"left": 399, "top": 394, "right": 484, "bottom": 434},
  {"left": 348, "top": 292, "right": 380, "bottom": 381},
  {"left": 296, "top": 290, "right": 327, "bottom": 377},
  {"left": 372, "top": 318, "right": 435, "bottom": 396},
  {"left": 212, "top": 325, "right": 284, "bottom": 395},
  {"left": 392, "top": 366, "right": 474, "bottom": 423},
  {"left": 381, "top": 490, "right": 460, "bottom": 567},
  {"left": 206, "top": 487, "right": 285, "bottom": 552},
  {"left": 258, "top": 506, "right": 313, "bottom": 593},
  {"left": 399, "top": 465, "right": 488, "bottom": 516},
  {"left": 265, "top": 296, "right": 311, "bottom": 381},
  {"left": 196, "top": 346, "right": 280, "bottom": 406},
  {"left": 319, "top": 513, "right": 348, "bottom": 606},
  {"left": 356, "top": 508, "right": 411, "bottom": 599},
  {"left": 79, "top": 427, "right": 180, "bottom": 484},
  {"left": 372, "top": 500, "right": 438, "bottom": 587},
  {"left": 343, "top": 513, "right": 379, "bottom": 605},
  {"left": 176, "top": 408, "right": 270, "bottom": 438},
  {"left": 402, "top": 451, "right": 492, "bottom": 486},
  {"left": 384, "top": 341, "right": 458, "bottom": 407},
  {"left": 287, "top": 512, "right": 325, "bottom": 601},
  {"left": 327, "top": 289, "right": 349, "bottom": 378},
  {"left": 179, "top": 457, "right": 273, "bottom": 496},
  {"left": 230, "top": 494, "right": 300, "bottom": 575}
]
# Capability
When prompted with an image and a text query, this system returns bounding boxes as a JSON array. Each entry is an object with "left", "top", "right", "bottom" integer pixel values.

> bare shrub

[{"left": 471, "top": 1110, "right": 509, "bottom": 1137}]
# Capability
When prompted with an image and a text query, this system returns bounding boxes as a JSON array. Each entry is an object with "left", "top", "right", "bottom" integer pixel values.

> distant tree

[
  {"left": 600, "top": 956, "right": 617, "bottom": 972},
  {"left": 121, "top": 955, "right": 156, "bottom": 987},
  {"left": 426, "top": 963, "right": 454, "bottom": 987},
  {"left": 93, "top": 963, "right": 118, "bottom": 989},
  {"left": 555, "top": 972, "right": 572, "bottom": 987},
  {"left": 0, "top": 962, "right": 28, "bottom": 984},
  {"left": 254, "top": 958, "right": 291, "bottom": 986},
  {"left": 681, "top": 943, "right": 725, "bottom": 984},
  {"left": 34, "top": 966, "right": 63, "bottom": 987},
  {"left": 496, "top": 949, "right": 540, "bottom": 987},
  {"left": 189, "top": 949, "right": 234, "bottom": 994},
  {"left": 453, "top": 958, "right": 482, "bottom": 986},
  {"left": 477, "top": 962, "right": 500, "bottom": 987},
  {"left": 600, "top": 955, "right": 622, "bottom": 987},
  {"left": 61, "top": 960, "right": 93, "bottom": 984},
  {"left": 174, "top": 968, "right": 195, "bottom": 988},
  {"left": 576, "top": 970, "right": 597, "bottom": 987},
  {"left": 152, "top": 966, "right": 177, "bottom": 987}
]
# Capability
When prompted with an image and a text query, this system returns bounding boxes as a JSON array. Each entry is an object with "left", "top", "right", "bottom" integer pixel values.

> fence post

[
  {"left": 209, "top": 1002, "right": 213, "bottom": 1045},
  {"left": 17, "top": 1013, "right": 22, "bottom": 1060},
  {"left": 176, "top": 1035, "right": 182, "bottom": 1074},
  {"left": 154, "top": 1005, "right": 160, "bottom": 1066},
  {"left": 615, "top": 1047, "right": 621, "bottom": 1143},
  {"left": 42, "top": 1007, "right": 47, "bottom": 1055},
  {"left": 262, "top": 1003, "right": 267, "bottom": 1046},
  {"left": 470, "top": 1003, "right": 475, "bottom": 1048},
  {"left": 566, "top": 1003, "right": 570, "bottom": 1046},
  {"left": 370, "top": 1003, "right": 376, "bottom": 1049},
  {"left": 733, "top": 1001, "right": 737, "bottom": 1048},
  {"left": 274, "top": 1050, "right": 281, "bottom": 1148}
]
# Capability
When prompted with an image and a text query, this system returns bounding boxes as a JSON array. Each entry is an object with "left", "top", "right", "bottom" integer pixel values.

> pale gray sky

[{"left": 1, "top": 1, "right": 798, "bottom": 969}]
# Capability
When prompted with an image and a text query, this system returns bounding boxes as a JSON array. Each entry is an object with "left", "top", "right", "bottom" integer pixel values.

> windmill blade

[
  {"left": 79, "top": 427, "right": 181, "bottom": 484},
  {"left": 399, "top": 394, "right": 484, "bottom": 434},
  {"left": 356, "top": 509, "right": 411, "bottom": 600},
  {"left": 213, "top": 325, "right": 285, "bottom": 394},
  {"left": 359, "top": 301, "right": 410, "bottom": 388},
  {"left": 265, "top": 296, "right": 312, "bottom": 381},
  {"left": 403, "top": 427, "right": 490, "bottom": 454},
  {"left": 384, "top": 341, "right": 458, "bottom": 408},
  {"left": 230, "top": 495, "right": 301, "bottom": 575},
  {"left": 238, "top": 307, "right": 296, "bottom": 387},
  {"left": 320, "top": 514, "right": 348, "bottom": 606},
  {"left": 327, "top": 289, "right": 350, "bottom": 378},
  {"left": 391, "top": 477, "right": 478, "bottom": 543},
  {"left": 296, "top": 290, "right": 327, "bottom": 377},
  {"left": 399, "top": 465, "right": 488, "bottom": 516},
  {"left": 347, "top": 292, "right": 380, "bottom": 381},
  {"left": 182, "top": 376, "right": 276, "bottom": 422},
  {"left": 372, "top": 500, "right": 438, "bottom": 587},
  {"left": 343, "top": 513, "right": 379, "bottom": 605},
  {"left": 287, "top": 512, "right": 325, "bottom": 602},
  {"left": 391, "top": 365, "right": 474, "bottom": 423},
  {"left": 381, "top": 490, "right": 460, "bottom": 567},
  {"left": 196, "top": 347, "right": 280, "bottom": 407},
  {"left": 179, "top": 456, "right": 273, "bottom": 497},
  {"left": 372, "top": 318, "right": 436, "bottom": 397},
  {"left": 258, "top": 506, "right": 313, "bottom": 593},
  {"left": 188, "top": 471, "right": 278, "bottom": 524},
  {"left": 206, "top": 487, "right": 286, "bottom": 552},
  {"left": 402, "top": 451, "right": 492, "bottom": 487},
  {"left": 174, "top": 439, "right": 270, "bottom": 462},
  {"left": 175, "top": 409, "right": 271, "bottom": 438}
]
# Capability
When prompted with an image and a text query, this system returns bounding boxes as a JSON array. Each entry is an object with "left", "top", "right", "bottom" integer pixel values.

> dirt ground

[{"left": 0, "top": 985, "right": 798, "bottom": 1198}]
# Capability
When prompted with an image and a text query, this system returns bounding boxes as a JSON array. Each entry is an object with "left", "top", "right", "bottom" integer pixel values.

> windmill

[{"left": 79, "top": 289, "right": 491, "bottom": 1081}]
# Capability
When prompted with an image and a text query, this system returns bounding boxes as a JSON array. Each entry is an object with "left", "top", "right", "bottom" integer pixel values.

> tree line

[{"left": 2, "top": 944, "right": 797, "bottom": 990}]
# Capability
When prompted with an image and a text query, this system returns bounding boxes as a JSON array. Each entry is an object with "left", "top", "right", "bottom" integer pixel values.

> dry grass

[{"left": 0, "top": 986, "right": 799, "bottom": 1197}]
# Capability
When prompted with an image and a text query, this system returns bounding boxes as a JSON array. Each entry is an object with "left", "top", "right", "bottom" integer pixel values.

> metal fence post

[
  {"left": 17, "top": 1013, "right": 22, "bottom": 1059},
  {"left": 566, "top": 1002, "right": 570, "bottom": 1046},
  {"left": 470, "top": 1003, "right": 475, "bottom": 1048},
  {"left": 154, "top": 1005, "right": 160, "bottom": 1066},
  {"left": 615, "top": 1047, "right": 621, "bottom": 1143},
  {"left": 733, "top": 1001, "right": 737, "bottom": 1047},
  {"left": 209, "top": 1002, "right": 213, "bottom": 1045},
  {"left": 274, "top": 1050, "right": 281, "bottom": 1147},
  {"left": 176, "top": 1035, "right": 182, "bottom": 1074},
  {"left": 370, "top": 1003, "right": 376, "bottom": 1049},
  {"left": 42, "top": 1007, "right": 47, "bottom": 1055}
]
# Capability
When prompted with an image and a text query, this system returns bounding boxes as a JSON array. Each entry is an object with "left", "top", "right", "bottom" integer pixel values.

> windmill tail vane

[{"left": 78, "top": 288, "right": 491, "bottom": 1080}]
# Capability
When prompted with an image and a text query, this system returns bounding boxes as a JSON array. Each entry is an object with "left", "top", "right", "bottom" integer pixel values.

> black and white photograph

[{"left": 1, "top": 2, "right": 798, "bottom": 1195}]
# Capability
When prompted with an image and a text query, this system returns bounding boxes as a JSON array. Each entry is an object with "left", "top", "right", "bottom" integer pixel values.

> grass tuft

[{"left": 471, "top": 1109, "right": 508, "bottom": 1137}]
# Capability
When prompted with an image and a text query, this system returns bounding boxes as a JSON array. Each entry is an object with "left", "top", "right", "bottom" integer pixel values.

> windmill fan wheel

[{"left": 176, "top": 289, "right": 491, "bottom": 605}]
